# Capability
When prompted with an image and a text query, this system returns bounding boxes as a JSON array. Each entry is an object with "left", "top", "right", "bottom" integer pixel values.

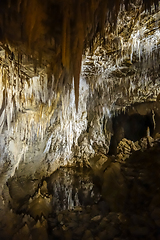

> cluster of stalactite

[{"left": 0, "top": 0, "right": 159, "bottom": 109}]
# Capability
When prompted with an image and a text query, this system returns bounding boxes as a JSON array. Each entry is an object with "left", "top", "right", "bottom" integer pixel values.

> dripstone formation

[{"left": 0, "top": 0, "right": 160, "bottom": 239}]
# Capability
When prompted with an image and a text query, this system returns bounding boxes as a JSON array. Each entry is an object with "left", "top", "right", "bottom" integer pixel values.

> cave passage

[{"left": 109, "top": 102, "right": 160, "bottom": 155}]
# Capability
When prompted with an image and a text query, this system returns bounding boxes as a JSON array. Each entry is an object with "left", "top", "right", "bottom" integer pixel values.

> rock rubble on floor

[{"left": 1, "top": 136, "right": 160, "bottom": 239}]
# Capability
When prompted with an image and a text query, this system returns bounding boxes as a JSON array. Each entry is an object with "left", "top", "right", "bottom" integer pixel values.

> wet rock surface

[{"left": 0, "top": 136, "right": 160, "bottom": 239}]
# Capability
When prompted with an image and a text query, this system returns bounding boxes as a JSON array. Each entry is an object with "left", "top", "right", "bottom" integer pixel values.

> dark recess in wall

[{"left": 109, "top": 110, "right": 155, "bottom": 155}]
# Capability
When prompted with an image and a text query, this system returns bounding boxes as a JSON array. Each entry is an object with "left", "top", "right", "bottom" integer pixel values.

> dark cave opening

[{"left": 109, "top": 107, "right": 156, "bottom": 155}]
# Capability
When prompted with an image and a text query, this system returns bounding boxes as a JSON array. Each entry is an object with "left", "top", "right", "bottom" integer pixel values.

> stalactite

[
  {"left": 73, "top": 1, "right": 84, "bottom": 111},
  {"left": 0, "top": 0, "right": 159, "bottom": 111},
  {"left": 23, "top": 0, "right": 47, "bottom": 49},
  {"left": 17, "top": 0, "right": 22, "bottom": 13},
  {"left": 62, "top": 8, "right": 67, "bottom": 69}
]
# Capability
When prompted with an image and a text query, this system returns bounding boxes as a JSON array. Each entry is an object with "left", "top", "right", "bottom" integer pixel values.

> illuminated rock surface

[{"left": 0, "top": 1, "right": 160, "bottom": 239}]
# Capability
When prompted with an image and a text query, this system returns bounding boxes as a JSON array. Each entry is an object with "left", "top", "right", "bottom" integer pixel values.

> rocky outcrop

[{"left": 0, "top": 3, "right": 160, "bottom": 181}]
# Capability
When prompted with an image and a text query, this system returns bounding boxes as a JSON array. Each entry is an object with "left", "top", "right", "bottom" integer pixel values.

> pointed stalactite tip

[{"left": 74, "top": 75, "right": 79, "bottom": 113}]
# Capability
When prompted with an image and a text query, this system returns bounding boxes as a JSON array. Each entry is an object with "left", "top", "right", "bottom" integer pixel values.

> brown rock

[
  {"left": 74, "top": 226, "right": 85, "bottom": 236},
  {"left": 63, "top": 229, "right": 73, "bottom": 240},
  {"left": 129, "top": 226, "right": 149, "bottom": 236},
  {"left": 68, "top": 221, "right": 78, "bottom": 228},
  {"left": 40, "top": 180, "right": 48, "bottom": 195},
  {"left": 58, "top": 213, "right": 63, "bottom": 223},
  {"left": 74, "top": 206, "right": 83, "bottom": 212},
  {"left": 52, "top": 227, "right": 62, "bottom": 238},
  {"left": 31, "top": 220, "right": 48, "bottom": 240},
  {"left": 62, "top": 225, "right": 68, "bottom": 231},
  {"left": 91, "top": 215, "right": 101, "bottom": 221},
  {"left": 102, "top": 162, "right": 128, "bottom": 212},
  {"left": 98, "top": 200, "right": 109, "bottom": 215},
  {"left": 98, "top": 229, "right": 107, "bottom": 240},
  {"left": 150, "top": 194, "right": 160, "bottom": 210},
  {"left": 82, "top": 230, "right": 93, "bottom": 240},
  {"left": 151, "top": 208, "right": 160, "bottom": 220},
  {"left": 99, "top": 219, "right": 107, "bottom": 230},
  {"left": 81, "top": 213, "right": 90, "bottom": 222},
  {"left": 12, "top": 224, "right": 30, "bottom": 240}
]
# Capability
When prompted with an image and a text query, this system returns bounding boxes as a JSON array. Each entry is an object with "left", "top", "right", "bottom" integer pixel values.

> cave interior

[{"left": 0, "top": 0, "right": 160, "bottom": 239}]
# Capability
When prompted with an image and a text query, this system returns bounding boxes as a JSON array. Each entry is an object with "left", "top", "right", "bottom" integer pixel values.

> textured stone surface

[
  {"left": 0, "top": 136, "right": 160, "bottom": 239},
  {"left": 0, "top": 3, "right": 160, "bottom": 239},
  {"left": 0, "top": 4, "right": 160, "bottom": 182}
]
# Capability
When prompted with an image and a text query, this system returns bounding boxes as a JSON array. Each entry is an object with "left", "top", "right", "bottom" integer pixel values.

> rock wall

[
  {"left": 0, "top": 4, "right": 160, "bottom": 181},
  {"left": 0, "top": 4, "right": 160, "bottom": 239}
]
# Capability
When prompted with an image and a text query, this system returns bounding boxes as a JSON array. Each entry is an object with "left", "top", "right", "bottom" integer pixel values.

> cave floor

[
  {"left": 0, "top": 137, "right": 160, "bottom": 240},
  {"left": 47, "top": 140, "right": 160, "bottom": 240}
]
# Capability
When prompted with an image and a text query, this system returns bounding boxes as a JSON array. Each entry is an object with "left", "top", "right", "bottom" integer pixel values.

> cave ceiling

[{"left": 0, "top": 0, "right": 159, "bottom": 109}]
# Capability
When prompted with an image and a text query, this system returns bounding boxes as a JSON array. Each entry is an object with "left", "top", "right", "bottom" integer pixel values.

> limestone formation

[{"left": 0, "top": 1, "right": 160, "bottom": 239}]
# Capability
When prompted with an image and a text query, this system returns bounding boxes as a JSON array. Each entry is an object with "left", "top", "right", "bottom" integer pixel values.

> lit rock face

[
  {"left": 0, "top": 4, "right": 160, "bottom": 239},
  {"left": 0, "top": 4, "right": 160, "bottom": 182}
]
